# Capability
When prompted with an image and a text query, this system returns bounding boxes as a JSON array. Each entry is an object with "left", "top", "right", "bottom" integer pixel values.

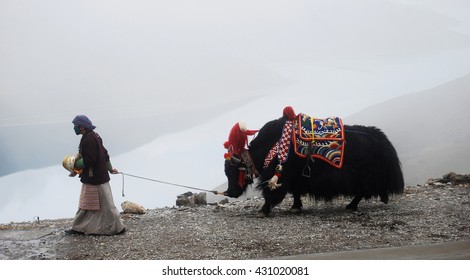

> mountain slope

[{"left": 344, "top": 73, "right": 470, "bottom": 185}]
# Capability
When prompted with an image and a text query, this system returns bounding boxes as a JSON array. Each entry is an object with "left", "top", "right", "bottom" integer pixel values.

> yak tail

[{"left": 383, "top": 137, "right": 405, "bottom": 195}]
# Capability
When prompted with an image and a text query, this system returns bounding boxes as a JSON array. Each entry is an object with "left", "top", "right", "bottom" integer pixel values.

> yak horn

[{"left": 230, "top": 156, "right": 241, "bottom": 166}]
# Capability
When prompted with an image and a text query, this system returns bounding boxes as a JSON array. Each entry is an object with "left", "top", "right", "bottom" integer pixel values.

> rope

[{"left": 117, "top": 172, "right": 216, "bottom": 197}]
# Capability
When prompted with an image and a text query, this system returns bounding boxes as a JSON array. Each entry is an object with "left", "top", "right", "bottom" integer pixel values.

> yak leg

[
  {"left": 258, "top": 203, "right": 273, "bottom": 218},
  {"left": 380, "top": 193, "right": 389, "bottom": 204},
  {"left": 258, "top": 188, "right": 288, "bottom": 217},
  {"left": 290, "top": 193, "right": 302, "bottom": 213},
  {"left": 289, "top": 177, "right": 303, "bottom": 213},
  {"left": 346, "top": 195, "right": 363, "bottom": 212}
]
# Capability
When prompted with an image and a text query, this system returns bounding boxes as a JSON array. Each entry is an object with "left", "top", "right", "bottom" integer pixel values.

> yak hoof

[
  {"left": 380, "top": 195, "right": 389, "bottom": 204},
  {"left": 290, "top": 207, "right": 302, "bottom": 214},
  {"left": 257, "top": 211, "right": 269, "bottom": 218}
]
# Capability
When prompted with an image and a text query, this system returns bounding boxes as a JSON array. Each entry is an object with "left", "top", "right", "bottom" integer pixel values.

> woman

[{"left": 66, "top": 115, "right": 125, "bottom": 235}]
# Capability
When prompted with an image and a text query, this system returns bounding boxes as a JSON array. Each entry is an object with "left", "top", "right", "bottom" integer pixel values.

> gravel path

[{"left": 1, "top": 181, "right": 469, "bottom": 260}]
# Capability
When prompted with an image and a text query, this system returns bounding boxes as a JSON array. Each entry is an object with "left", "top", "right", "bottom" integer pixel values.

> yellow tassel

[{"left": 268, "top": 175, "right": 282, "bottom": 190}]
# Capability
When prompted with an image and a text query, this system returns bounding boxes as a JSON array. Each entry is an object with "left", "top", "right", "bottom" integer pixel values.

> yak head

[
  {"left": 223, "top": 155, "right": 253, "bottom": 198},
  {"left": 221, "top": 107, "right": 302, "bottom": 197},
  {"left": 222, "top": 121, "right": 258, "bottom": 198}
]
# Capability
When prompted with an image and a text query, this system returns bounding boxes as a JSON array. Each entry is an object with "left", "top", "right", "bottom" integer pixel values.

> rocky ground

[{"left": 1, "top": 173, "right": 469, "bottom": 260}]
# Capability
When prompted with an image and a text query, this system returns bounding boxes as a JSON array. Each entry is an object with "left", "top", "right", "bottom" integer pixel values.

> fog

[
  {"left": 1, "top": 0, "right": 470, "bottom": 223},
  {"left": 2, "top": 0, "right": 470, "bottom": 127}
]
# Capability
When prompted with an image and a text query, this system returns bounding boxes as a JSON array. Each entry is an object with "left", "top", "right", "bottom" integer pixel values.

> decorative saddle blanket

[
  {"left": 263, "top": 113, "right": 345, "bottom": 169},
  {"left": 293, "top": 113, "right": 345, "bottom": 168}
]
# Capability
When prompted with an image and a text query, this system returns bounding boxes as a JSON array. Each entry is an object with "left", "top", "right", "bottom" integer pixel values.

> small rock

[
  {"left": 194, "top": 192, "right": 207, "bottom": 205},
  {"left": 443, "top": 172, "right": 470, "bottom": 185},
  {"left": 176, "top": 192, "right": 207, "bottom": 207},
  {"left": 218, "top": 198, "right": 230, "bottom": 205},
  {"left": 121, "top": 201, "right": 146, "bottom": 214}
]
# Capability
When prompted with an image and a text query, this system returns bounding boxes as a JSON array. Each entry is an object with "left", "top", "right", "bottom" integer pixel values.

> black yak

[{"left": 220, "top": 106, "right": 404, "bottom": 217}]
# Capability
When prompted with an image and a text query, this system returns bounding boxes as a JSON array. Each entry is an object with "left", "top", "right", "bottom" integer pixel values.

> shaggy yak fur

[{"left": 223, "top": 112, "right": 404, "bottom": 217}]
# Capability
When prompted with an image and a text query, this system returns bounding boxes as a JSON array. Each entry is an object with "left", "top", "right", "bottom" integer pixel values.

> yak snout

[{"left": 223, "top": 158, "right": 245, "bottom": 198}]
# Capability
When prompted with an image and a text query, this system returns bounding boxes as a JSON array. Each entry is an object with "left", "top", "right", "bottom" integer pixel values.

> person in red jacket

[{"left": 65, "top": 115, "right": 125, "bottom": 235}]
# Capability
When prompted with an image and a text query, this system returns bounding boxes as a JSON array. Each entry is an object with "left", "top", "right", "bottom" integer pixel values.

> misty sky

[{"left": 2, "top": 0, "right": 470, "bottom": 127}]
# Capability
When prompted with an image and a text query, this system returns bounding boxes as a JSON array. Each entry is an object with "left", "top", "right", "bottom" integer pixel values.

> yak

[{"left": 220, "top": 106, "right": 404, "bottom": 217}]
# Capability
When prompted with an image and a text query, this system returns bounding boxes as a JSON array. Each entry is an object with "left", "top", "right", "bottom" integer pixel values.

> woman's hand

[{"left": 110, "top": 168, "right": 119, "bottom": 174}]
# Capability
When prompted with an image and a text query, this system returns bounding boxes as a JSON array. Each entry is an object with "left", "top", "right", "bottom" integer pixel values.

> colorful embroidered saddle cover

[{"left": 293, "top": 113, "right": 345, "bottom": 168}]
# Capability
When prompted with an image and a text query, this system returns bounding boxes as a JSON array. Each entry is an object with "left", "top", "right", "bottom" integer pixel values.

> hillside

[{"left": 345, "top": 73, "right": 470, "bottom": 185}]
